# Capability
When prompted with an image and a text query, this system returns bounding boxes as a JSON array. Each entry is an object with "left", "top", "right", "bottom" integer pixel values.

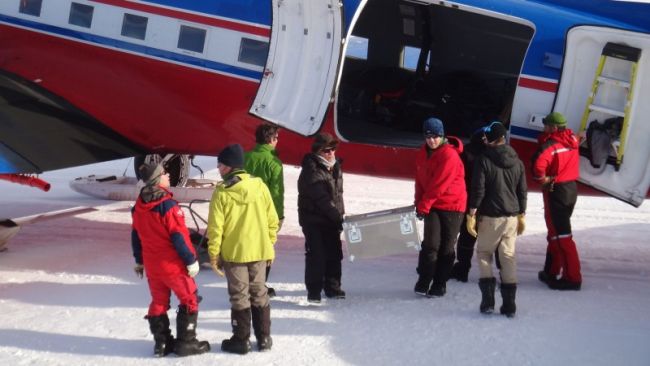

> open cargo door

[
  {"left": 554, "top": 26, "right": 650, "bottom": 207},
  {"left": 250, "top": 0, "right": 344, "bottom": 136}
]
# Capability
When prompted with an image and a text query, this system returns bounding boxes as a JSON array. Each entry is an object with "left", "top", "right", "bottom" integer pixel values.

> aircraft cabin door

[
  {"left": 250, "top": 0, "right": 343, "bottom": 136},
  {"left": 554, "top": 26, "right": 650, "bottom": 207}
]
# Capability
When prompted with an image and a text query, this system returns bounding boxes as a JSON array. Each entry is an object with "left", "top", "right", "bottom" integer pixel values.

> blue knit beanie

[{"left": 423, "top": 117, "right": 444, "bottom": 136}]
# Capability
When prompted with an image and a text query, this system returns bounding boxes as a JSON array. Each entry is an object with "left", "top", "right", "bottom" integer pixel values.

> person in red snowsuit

[
  {"left": 131, "top": 163, "right": 210, "bottom": 357},
  {"left": 532, "top": 112, "right": 582, "bottom": 290},
  {"left": 413, "top": 117, "right": 467, "bottom": 297}
]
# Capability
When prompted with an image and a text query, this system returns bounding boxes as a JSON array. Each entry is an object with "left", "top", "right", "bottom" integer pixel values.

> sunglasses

[
  {"left": 322, "top": 147, "right": 337, "bottom": 153},
  {"left": 424, "top": 134, "right": 441, "bottom": 139}
]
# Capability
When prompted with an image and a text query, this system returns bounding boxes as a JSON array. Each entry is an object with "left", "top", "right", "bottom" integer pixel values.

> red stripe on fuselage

[
  {"left": 518, "top": 77, "right": 557, "bottom": 93},
  {"left": 89, "top": 0, "right": 271, "bottom": 37}
]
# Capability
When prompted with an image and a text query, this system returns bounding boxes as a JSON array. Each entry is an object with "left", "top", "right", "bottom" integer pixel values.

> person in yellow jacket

[{"left": 207, "top": 144, "right": 279, "bottom": 355}]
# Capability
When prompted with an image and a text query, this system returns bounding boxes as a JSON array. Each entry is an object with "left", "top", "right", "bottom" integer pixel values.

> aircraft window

[
  {"left": 69, "top": 3, "right": 94, "bottom": 28},
  {"left": 346, "top": 35, "right": 368, "bottom": 60},
  {"left": 402, "top": 46, "right": 420, "bottom": 71},
  {"left": 238, "top": 38, "right": 269, "bottom": 67},
  {"left": 121, "top": 13, "right": 148, "bottom": 40},
  {"left": 178, "top": 25, "right": 206, "bottom": 53},
  {"left": 19, "top": 0, "right": 42, "bottom": 16}
]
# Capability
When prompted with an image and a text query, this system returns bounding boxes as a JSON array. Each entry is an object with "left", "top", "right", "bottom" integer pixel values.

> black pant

[
  {"left": 455, "top": 215, "right": 477, "bottom": 271},
  {"left": 302, "top": 224, "right": 343, "bottom": 295},
  {"left": 417, "top": 210, "right": 464, "bottom": 284}
]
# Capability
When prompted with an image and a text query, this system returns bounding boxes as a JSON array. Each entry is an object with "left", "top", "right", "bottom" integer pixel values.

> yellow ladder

[{"left": 579, "top": 42, "right": 641, "bottom": 171}]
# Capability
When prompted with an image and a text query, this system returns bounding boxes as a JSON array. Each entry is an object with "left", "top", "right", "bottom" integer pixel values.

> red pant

[
  {"left": 543, "top": 183, "right": 582, "bottom": 283},
  {"left": 147, "top": 274, "right": 198, "bottom": 316}
]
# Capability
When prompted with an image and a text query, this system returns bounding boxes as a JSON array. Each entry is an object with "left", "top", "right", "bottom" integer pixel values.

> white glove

[{"left": 187, "top": 261, "right": 199, "bottom": 277}]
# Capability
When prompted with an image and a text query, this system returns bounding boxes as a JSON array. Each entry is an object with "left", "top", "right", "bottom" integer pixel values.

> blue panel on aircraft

[{"left": 0, "top": 143, "right": 38, "bottom": 174}]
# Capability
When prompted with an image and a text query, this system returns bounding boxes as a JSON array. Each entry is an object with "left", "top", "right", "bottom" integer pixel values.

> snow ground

[{"left": 1, "top": 156, "right": 650, "bottom": 366}]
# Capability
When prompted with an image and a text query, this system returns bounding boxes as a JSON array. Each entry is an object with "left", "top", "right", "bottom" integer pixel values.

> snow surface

[{"left": 1, "top": 156, "right": 650, "bottom": 366}]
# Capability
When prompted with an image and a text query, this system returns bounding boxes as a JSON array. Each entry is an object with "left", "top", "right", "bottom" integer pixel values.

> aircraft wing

[{"left": 0, "top": 206, "right": 97, "bottom": 250}]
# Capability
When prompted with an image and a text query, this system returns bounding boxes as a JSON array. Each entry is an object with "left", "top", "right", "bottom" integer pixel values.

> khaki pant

[
  {"left": 223, "top": 261, "right": 269, "bottom": 310},
  {"left": 476, "top": 216, "right": 518, "bottom": 284}
]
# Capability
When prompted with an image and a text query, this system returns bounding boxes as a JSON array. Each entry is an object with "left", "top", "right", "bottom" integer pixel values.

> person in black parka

[
  {"left": 298, "top": 132, "right": 346, "bottom": 304},
  {"left": 450, "top": 128, "right": 487, "bottom": 282}
]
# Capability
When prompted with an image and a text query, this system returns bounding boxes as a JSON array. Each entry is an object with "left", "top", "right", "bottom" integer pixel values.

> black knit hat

[
  {"left": 138, "top": 163, "right": 163, "bottom": 184},
  {"left": 484, "top": 121, "right": 507, "bottom": 143},
  {"left": 218, "top": 144, "right": 245, "bottom": 168},
  {"left": 311, "top": 132, "right": 339, "bottom": 153}
]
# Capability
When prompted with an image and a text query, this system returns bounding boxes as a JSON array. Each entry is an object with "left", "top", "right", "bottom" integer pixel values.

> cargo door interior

[
  {"left": 250, "top": 0, "right": 343, "bottom": 136},
  {"left": 554, "top": 26, "right": 650, "bottom": 206},
  {"left": 336, "top": 0, "right": 534, "bottom": 147}
]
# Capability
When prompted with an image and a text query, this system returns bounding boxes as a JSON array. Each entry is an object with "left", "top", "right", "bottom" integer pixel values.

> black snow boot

[
  {"left": 450, "top": 262, "right": 470, "bottom": 283},
  {"left": 174, "top": 306, "right": 211, "bottom": 357},
  {"left": 500, "top": 283, "right": 517, "bottom": 318},
  {"left": 221, "top": 308, "right": 252, "bottom": 355},
  {"left": 251, "top": 305, "right": 272, "bottom": 352},
  {"left": 324, "top": 277, "right": 346, "bottom": 299},
  {"left": 415, "top": 250, "right": 434, "bottom": 296},
  {"left": 478, "top": 277, "right": 496, "bottom": 314},
  {"left": 146, "top": 313, "right": 175, "bottom": 357},
  {"left": 427, "top": 281, "right": 446, "bottom": 297},
  {"left": 452, "top": 229, "right": 476, "bottom": 282}
]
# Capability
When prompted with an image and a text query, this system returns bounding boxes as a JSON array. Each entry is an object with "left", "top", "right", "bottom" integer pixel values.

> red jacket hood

[
  {"left": 135, "top": 188, "right": 173, "bottom": 212},
  {"left": 538, "top": 129, "right": 579, "bottom": 150}
]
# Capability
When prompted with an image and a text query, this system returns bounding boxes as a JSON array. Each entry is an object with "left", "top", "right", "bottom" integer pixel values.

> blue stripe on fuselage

[
  {"left": 0, "top": 14, "right": 263, "bottom": 81},
  {"left": 140, "top": 0, "right": 272, "bottom": 25},
  {"left": 510, "top": 125, "right": 542, "bottom": 141},
  {"left": 147, "top": 0, "right": 365, "bottom": 42}
]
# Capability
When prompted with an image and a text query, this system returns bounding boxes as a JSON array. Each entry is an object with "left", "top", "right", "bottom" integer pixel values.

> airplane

[{"left": 1, "top": 0, "right": 650, "bottom": 207}]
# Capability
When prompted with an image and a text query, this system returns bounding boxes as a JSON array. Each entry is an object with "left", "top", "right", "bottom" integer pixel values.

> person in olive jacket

[
  {"left": 298, "top": 132, "right": 346, "bottom": 304},
  {"left": 244, "top": 123, "right": 284, "bottom": 298},
  {"left": 207, "top": 144, "right": 279, "bottom": 354}
]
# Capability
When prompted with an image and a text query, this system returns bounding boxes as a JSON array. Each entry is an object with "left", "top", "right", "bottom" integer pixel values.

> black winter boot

[
  {"left": 427, "top": 281, "right": 446, "bottom": 297},
  {"left": 434, "top": 253, "right": 456, "bottom": 285},
  {"left": 452, "top": 229, "right": 476, "bottom": 282},
  {"left": 500, "top": 283, "right": 517, "bottom": 318},
  {"left": 174, "top": 306, "right": 211, "bottom": 357},
  {"left": 146, "top": 314, "right": 175, "bottom": 357},
  {"left": 415, "top": 250, "right": 434, "bottom": 296},
  {"left": 450, "top": 262, "right": 470, "bottom": 283},
  {"left": 478, "top": 277, "right": 496, "bottom": 314},
  {"left": 251, "top": 305, "right": 272, "bottom": 352},
  {"left": 221, "top": 308, "right": 252, "bottom": 355},
  {"left": 324, "top": 277, "right": 346, "bottom": 299}
]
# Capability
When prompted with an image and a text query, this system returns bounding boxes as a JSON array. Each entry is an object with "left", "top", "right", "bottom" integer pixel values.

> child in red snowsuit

[{"left": 132, "top": 162, "right": 210, "bottom": 357}]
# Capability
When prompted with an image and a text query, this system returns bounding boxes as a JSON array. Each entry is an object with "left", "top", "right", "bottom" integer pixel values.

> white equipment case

[{"left": 342, "top": 205, "right": 421, "bottom": 262}]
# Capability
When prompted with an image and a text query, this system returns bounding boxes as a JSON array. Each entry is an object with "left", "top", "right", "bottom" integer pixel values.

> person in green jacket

[
  {"left": 207, "top": 144, "right": 279, "bottom": 355},
  {"left": 244, "top": 124, "right": 284, "bottom": 297}
]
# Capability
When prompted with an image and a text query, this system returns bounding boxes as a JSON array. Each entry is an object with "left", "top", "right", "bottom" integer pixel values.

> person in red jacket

[
  {"left": 132, "top": 163, "right": 210, "bottom": 357},
  {"left": 414, "top": 117, "right": 467, "bottom": 297},
  {"left": 532, "top": 112, "right": 582, "bottom": 290}
]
